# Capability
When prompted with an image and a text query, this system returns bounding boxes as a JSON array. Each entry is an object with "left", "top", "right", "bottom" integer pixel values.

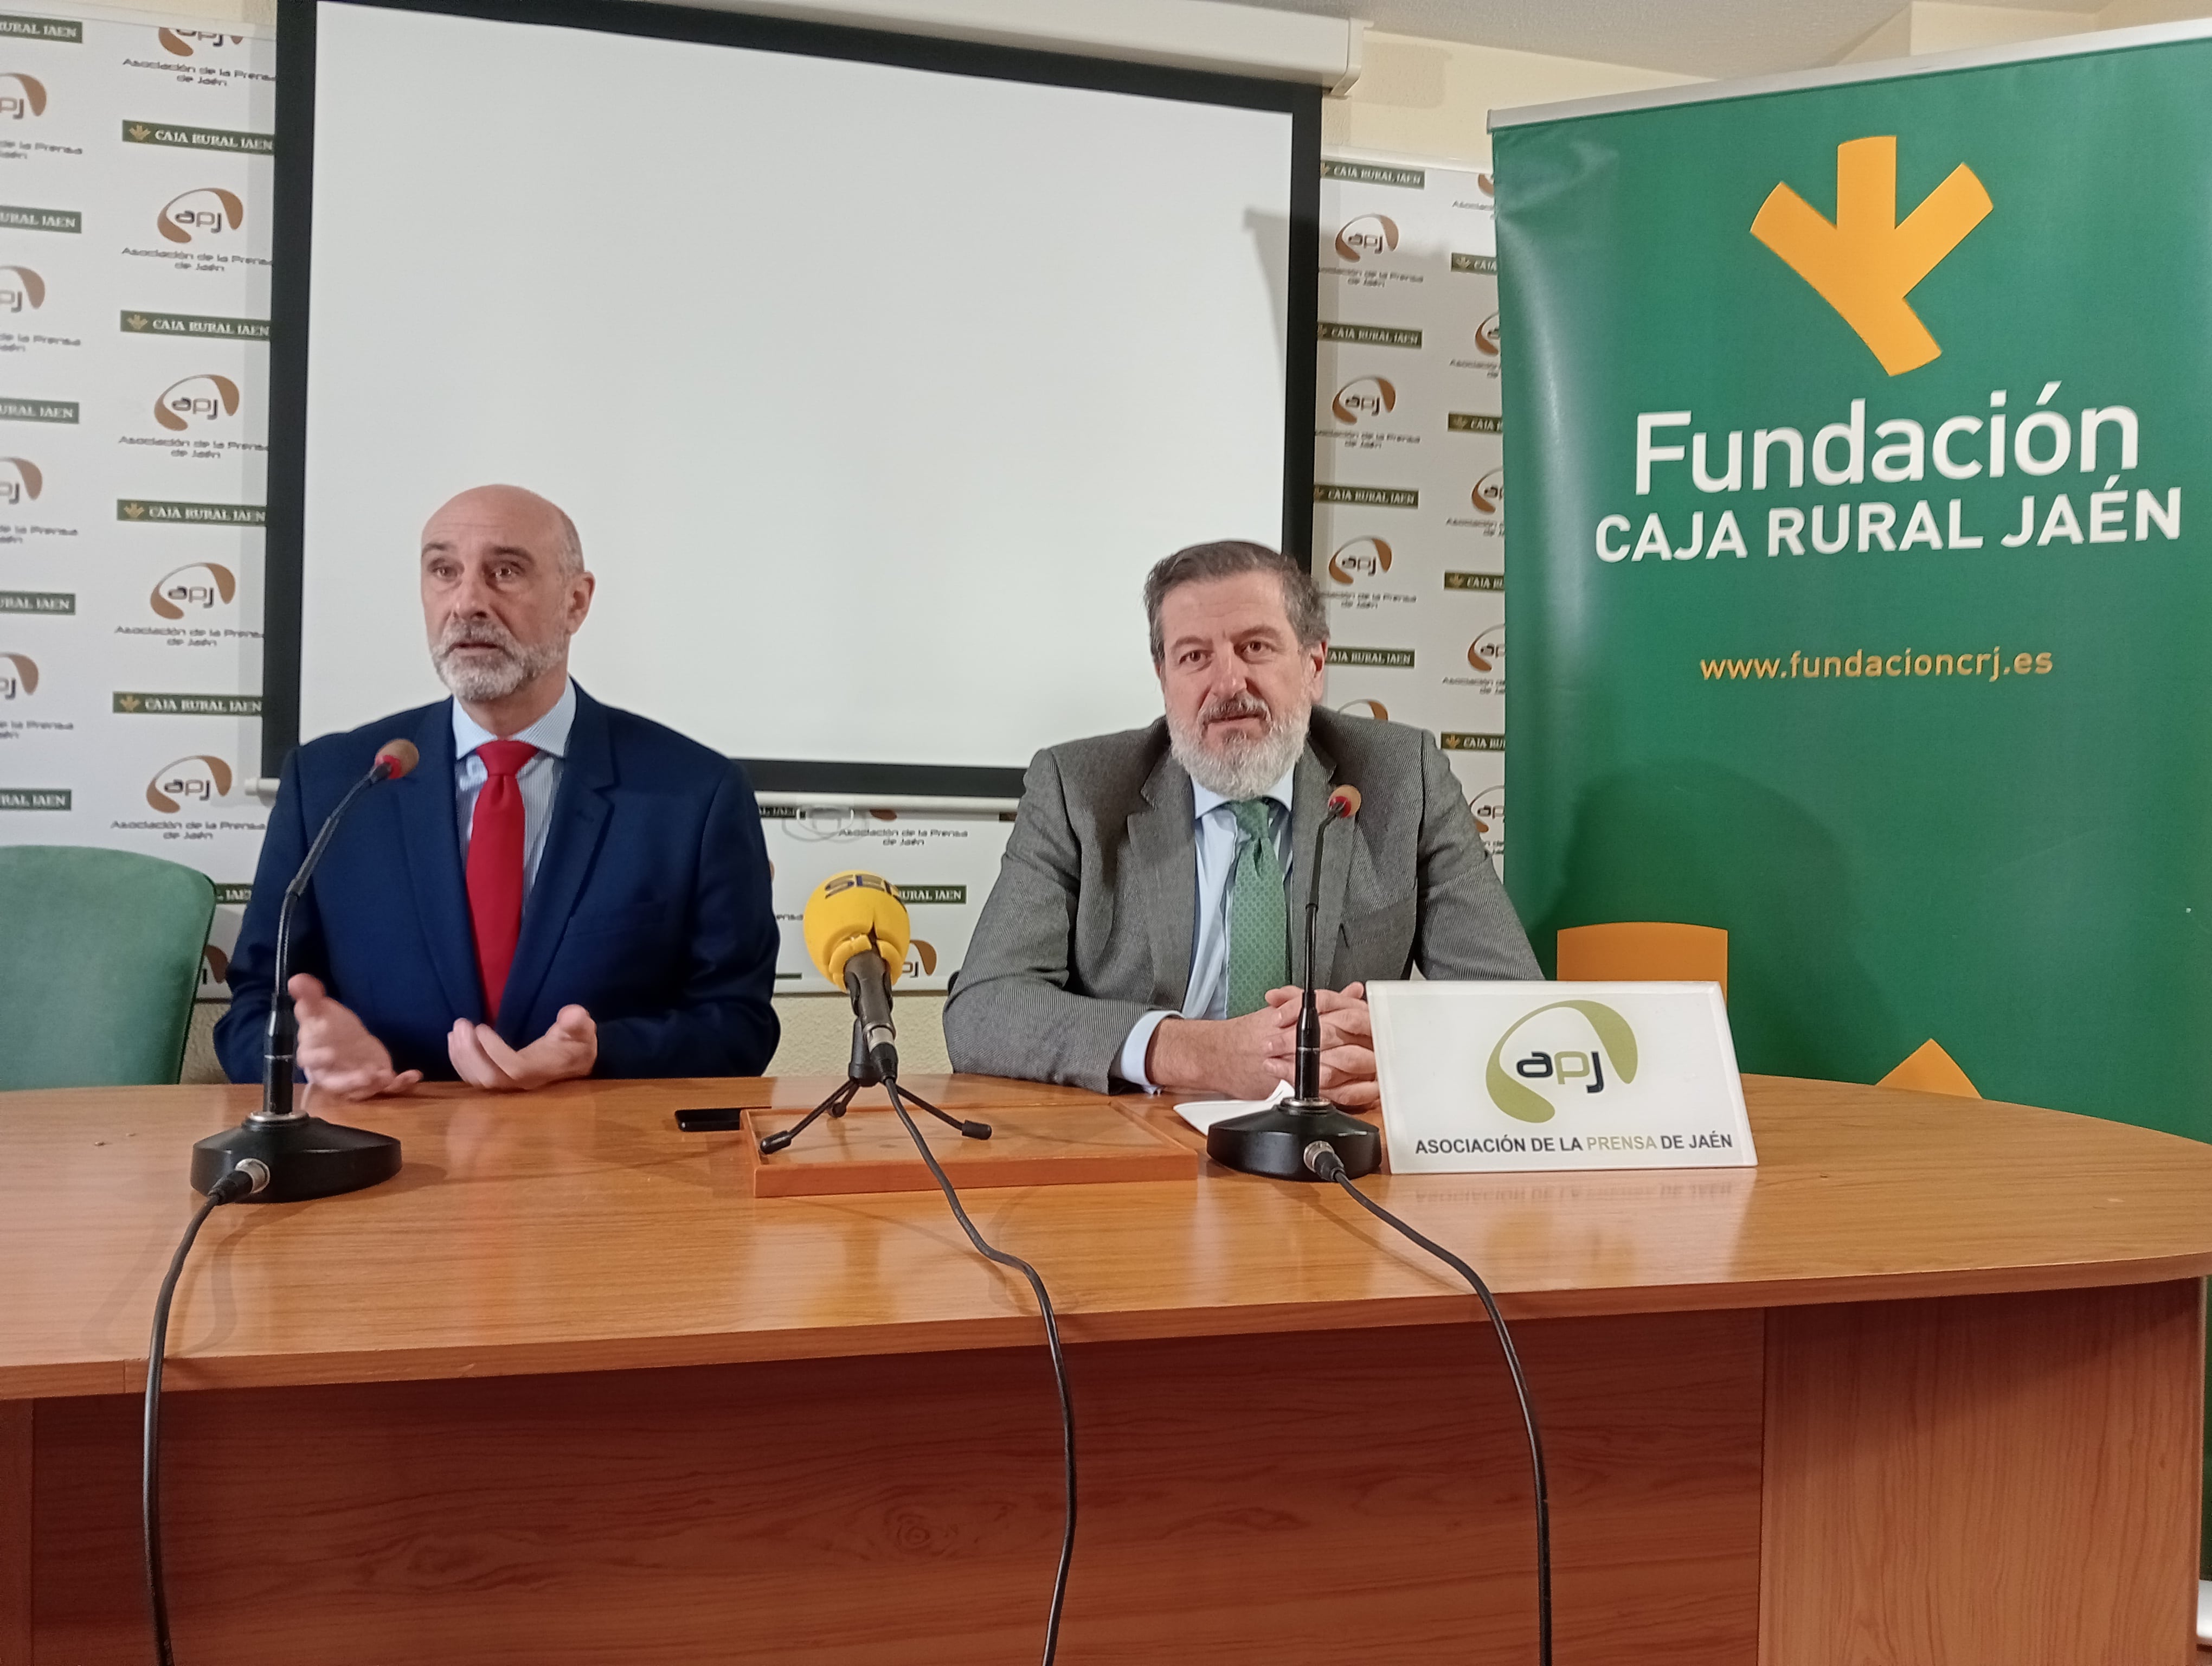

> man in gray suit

[{"left": 943, "top": 539, "right": 1538, "bottom": 1105}]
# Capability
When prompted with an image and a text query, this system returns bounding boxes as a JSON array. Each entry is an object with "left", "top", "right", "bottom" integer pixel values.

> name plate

[{"left": 1369, "top": 981, "right": 1755, "bottom": 1174}]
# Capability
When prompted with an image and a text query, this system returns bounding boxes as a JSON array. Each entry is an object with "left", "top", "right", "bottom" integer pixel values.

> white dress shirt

[
  {"left": 1114, "top": 764, "right": 1296, "bottom": 1089},
  {"left": 451, "top": 678, "right": 576, "bottom": 897}
]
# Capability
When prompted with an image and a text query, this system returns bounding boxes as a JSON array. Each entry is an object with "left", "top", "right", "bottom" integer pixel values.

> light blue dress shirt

[
  {"left": 451, "top": 677, "right": 576, "bottom": 897},
  {"left": 1114, "top": 764, "right": 1296, "bottom": 1090}
]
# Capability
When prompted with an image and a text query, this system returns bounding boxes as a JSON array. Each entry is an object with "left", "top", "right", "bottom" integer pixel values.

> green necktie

[{"left": 1225, "top": 798, "right": 1289, "bottom": 1018}]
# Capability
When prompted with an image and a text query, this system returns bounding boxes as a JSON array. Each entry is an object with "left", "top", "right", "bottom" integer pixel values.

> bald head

[
  {"left": 423, "top": 483, "right": 584, "bottom": 577},
  {"left": 420, "top": 484, "right": 595, "bottom": 728}
]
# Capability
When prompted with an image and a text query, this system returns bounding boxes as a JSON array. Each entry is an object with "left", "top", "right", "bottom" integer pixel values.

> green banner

[{"left": 1498, "top": 36, "right": 2212, "bottom": 1137}]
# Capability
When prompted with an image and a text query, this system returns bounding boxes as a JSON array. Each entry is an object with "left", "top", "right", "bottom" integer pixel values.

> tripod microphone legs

[
  {"left": 756, "top": 1018, "right": 994, "bottom": 1157},
  {"left": 756, "top": 1078, "right": 863, "bottom": 1155}
]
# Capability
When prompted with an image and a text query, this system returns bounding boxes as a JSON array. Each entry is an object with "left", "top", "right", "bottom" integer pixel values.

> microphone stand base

[
  {"left": 1206, "top": 1099, "right": 1381, "bottom": 1182},
  {"left": 190, "top": 1117, "right": 402, "bottom": 1203}
]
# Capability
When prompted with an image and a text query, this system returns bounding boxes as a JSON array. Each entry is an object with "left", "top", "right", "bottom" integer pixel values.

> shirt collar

[
  {"left": 1191, "top": 762, "right": 1297, "bottom": 825},
  {"left": 451, "top": 677, "right": 577, "bottom": 763}
]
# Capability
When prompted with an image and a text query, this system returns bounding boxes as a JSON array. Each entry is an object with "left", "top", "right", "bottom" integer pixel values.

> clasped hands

[
  {"left": 287, "top": 973, "right": 596, "bottom": 1099},
  {"left": 1144, "top": 982, "right": 1377, "bottom": 1108}
]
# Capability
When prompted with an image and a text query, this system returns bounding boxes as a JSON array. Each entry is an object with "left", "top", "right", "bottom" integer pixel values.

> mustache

[
  {"left": 435, "top": 618, "right": 523, "bottom": 657},
  {"left": 1199, "top": 692, "right": 1272, "bottom": 726}
]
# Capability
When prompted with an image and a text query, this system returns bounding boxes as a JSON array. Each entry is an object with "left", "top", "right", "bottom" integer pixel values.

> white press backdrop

[{"left": 0, "top": 0, "right": 1506, "bottom": 1013}]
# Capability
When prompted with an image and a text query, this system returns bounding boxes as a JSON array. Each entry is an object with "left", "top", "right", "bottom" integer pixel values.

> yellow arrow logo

[{"left": 1751, "top": 135, "right": 1991, "bottom": 376}]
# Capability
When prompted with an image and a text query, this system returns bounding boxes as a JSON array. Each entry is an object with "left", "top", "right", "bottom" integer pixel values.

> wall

[{"left": 1324, "top": 31, "right": 1697, "bottom": 168}]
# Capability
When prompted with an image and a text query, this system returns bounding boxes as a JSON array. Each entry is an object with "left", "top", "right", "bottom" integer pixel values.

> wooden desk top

[{"left": 3, "top": 1073, "right": 2210, "bottom": 1399}]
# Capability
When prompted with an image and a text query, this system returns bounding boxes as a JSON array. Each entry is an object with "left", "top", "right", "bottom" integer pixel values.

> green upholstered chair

[{"left": 0, "top": 845, "right": 215, "bottom": 1090}]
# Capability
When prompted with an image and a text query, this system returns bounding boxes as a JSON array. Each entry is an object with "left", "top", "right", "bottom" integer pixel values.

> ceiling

[{"left": 1245, "top": 0, "right": 2091, "bottom": 78}]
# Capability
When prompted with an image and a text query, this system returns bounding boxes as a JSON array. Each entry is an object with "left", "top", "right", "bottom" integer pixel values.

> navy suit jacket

[{"left": 215, "top": 685, "right": 781, "bottom": 1084}]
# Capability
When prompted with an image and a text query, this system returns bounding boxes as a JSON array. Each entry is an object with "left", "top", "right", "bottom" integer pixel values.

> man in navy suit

[{"left": 216, "top": 484, "right": 780, "bottom": 1094}]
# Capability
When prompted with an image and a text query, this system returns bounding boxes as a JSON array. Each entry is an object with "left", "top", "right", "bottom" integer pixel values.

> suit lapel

[
  {"left": 392, "top": 699, "right": 481, "bottom": 1022},
  {"left": 1293, "top": 731, "right": 1355, "bottom": 987},
  {"left": 1129, "top": 746, "right": 1197, "bottom": 1010},
  {"left": 499, "top": 685, "right": 614, "bottom": 1039}
]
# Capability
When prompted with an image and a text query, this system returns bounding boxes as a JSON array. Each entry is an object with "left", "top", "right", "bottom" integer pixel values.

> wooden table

[{"left": 2, "top": 1074, "right": 2207, "bottom": 1664}]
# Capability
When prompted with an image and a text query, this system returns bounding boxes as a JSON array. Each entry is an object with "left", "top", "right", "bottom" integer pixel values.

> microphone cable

[
  {"left": 883, "top": 1079, "right": 1076, "bottom": 1666},
  {"left": 145, "top": 1159, "right": 268, "bottom": 1665},
  {"left": 1304, "top": 1142, "right": 1552, "bottom": 1666}
]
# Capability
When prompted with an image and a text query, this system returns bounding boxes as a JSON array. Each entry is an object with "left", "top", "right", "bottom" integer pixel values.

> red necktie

[{"left": 466, "top": 739, "right": 538, "bottom": 1021}]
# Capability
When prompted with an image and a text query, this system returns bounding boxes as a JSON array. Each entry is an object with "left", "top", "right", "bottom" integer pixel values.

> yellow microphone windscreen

[{"left": 802, "top": 871, "right": 911, "bottom": 990}]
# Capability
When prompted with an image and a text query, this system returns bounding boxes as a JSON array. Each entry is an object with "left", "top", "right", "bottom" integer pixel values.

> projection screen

[{"left": 265, "top": 0, "right": 1319, "bottom": 796}]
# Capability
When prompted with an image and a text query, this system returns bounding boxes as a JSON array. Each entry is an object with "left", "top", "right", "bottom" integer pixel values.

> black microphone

[
  {"left": 188, "top": 739, "right": 413, "bottom": 1202},
  {"left": 262, "top": 738, "right": 419, "bottom": 1120},
  {"left": 1292, "top": 785, "right": 1361, "bottom": 1105},
  {"left": 844, "top": 945, "right": 899, "bottom": 1084},
  {"left": 1204, "top": 783, "right": 1379, "bottom": 1181}
]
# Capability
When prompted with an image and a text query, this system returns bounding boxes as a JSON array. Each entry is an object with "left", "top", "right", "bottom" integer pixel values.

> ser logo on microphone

[{"left": 1484, "top": 999, "right": 1639, "bottom": 1124}]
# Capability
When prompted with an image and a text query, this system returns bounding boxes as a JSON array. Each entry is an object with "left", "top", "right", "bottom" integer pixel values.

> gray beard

[
  {"left": 433, "top": 626, "right": 565, "bottom": 704},
  {"left": 1169, "top": 702, "right": 1310, "bottom": 801}
]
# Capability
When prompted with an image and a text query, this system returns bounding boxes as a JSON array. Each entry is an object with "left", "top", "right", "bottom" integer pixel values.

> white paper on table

[{"left": 1173, "top": 1080, "right": 1293, "bottom": 1133}]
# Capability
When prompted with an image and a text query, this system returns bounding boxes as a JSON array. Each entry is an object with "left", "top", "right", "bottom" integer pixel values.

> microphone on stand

[
  {"left": 1205, "top": 781, "right": 1381, "bottom": 1182},
  {"left": 757, "top": 872, "right": 990, "bottom": 1156},
  {"left": 1291, "top": 786, "right": 1361, "bottom": 1105},
  {"left": 802, "top": 870, "right": 906, "bottom": 1086},
  {"left": 187, "top": 740, "right": 412, "bottom": 1202}
]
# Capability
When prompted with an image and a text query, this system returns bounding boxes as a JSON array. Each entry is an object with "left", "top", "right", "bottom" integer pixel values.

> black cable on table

[
  {"left": 1304, "top": 1141, "right": 1552, "bottom": 1666},
  {"left": 145, "top": 1161, "right": 265, "bottom": 1666},
  {"left": 884, "top": 1079, "right": 1076, "bottom": 1666}
]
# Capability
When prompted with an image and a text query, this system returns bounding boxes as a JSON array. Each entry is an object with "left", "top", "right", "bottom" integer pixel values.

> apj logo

[
  {"left": 0, "top": 73, "right": 46, "bottom": 120},
  {"left": 1485, "top": 999, "right": 1639, "bottom": 1124},
  {"left": 150, "top": 561, "right": 236, "bottom": 619},
  {"left": 1470, "top": 468, "right": 1503, "bottom": 515},
  {"left": 0, "top": 456, "right": 41, "bottom": 503},
  {"left": 1331, "top": 376, "right": 1396, "bottom": 425},
  {"left": 158, "top": 27, "right": 246, "bottom": 55},
  {"left": 1469, "top": 785, "right": 1504, "bottom": 857},
  {"left": 146, "top": 753, "right": 232, "bottom": 813},
  {"left": 1326, "top": 536, "right": 1392, "bottom": 584},
  {"left": 158, "top": 186, "right": 245, "bottom": 245},
  {"left": 1334, "top": 213, "right": 1398, "bottom": 262},
  {"left": 1468, "top": 626, "right": 1504, "bottom": 674},
  {"left": 0, "top": 265, "right": 42, "bottom": 312},
  {"left": 1752, "top": 135, "right": 1990, "bottom": 376},
  {"left": 0, "top": 651, "right": 34, "bottom": 699},
  {"left": 1337, "top": 697, "right": 1388, "bottom": 720},
  {"left": 1474, "top": 312, "right": 1501, "bottom": 357},
  {"left": 154, "top": 373, "right": 240, "bottom": 432},
  {"left": 903, "top": 939, "right": 938, "bottom": 979}
]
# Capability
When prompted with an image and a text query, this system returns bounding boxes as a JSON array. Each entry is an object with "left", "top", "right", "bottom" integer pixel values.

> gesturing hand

[
  {"left": 448, "top": 1004, "right": 598, "bottom": 1092},
  {"left": 290, "top": 973, "right": 422, "bottom": 1100}
]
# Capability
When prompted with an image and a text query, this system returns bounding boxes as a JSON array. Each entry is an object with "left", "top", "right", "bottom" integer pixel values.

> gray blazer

[{"left": 943, "top": 708, "right": 1539, "bottom": 1090}]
